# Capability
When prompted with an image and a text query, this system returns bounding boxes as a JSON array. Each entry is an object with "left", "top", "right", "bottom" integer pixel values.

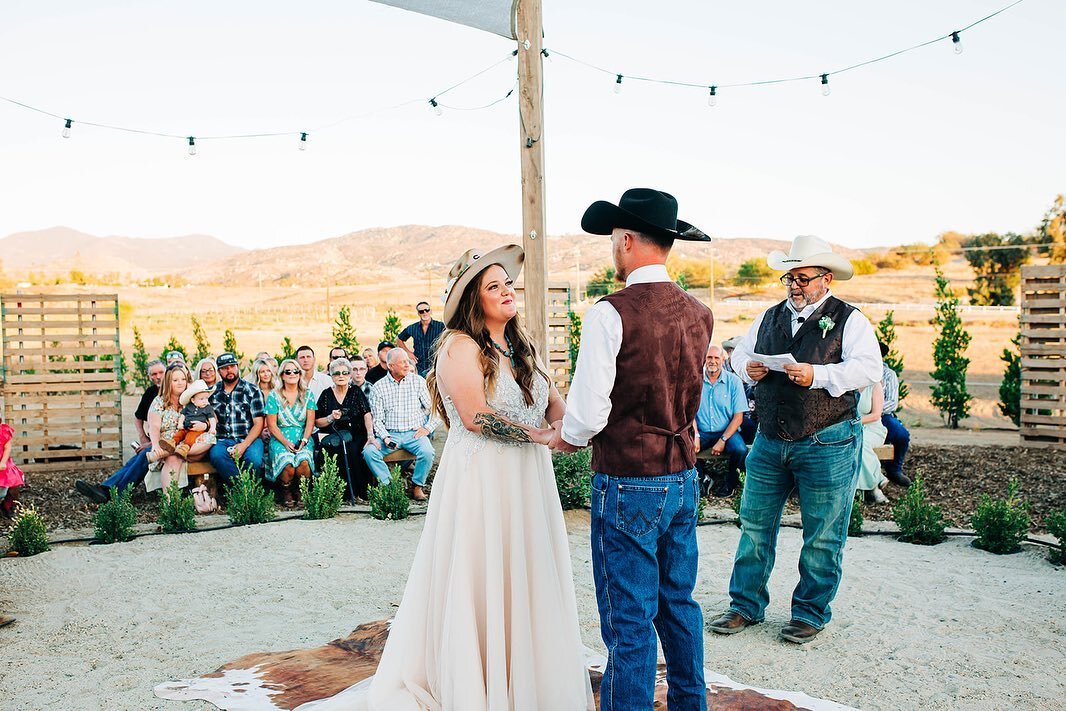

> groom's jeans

[
  {"left": 728, "top": 418, "right": 862, "bottom": 630},
  {"left": 591, "top": 467, "right": 705, "bottom": 711}
]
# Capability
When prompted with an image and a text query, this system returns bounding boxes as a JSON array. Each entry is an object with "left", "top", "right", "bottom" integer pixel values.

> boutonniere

[{"left": 818, "top": 315, "right": 836, "bottom": 339}]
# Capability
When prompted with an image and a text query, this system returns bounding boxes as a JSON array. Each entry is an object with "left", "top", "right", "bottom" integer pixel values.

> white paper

[{"left": 751, "top": 352, "right": 798, "bottom": 372}]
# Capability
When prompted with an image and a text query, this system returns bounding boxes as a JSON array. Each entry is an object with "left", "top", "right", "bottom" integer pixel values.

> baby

[{"left": 161, "top": 379, "right": 217, "bottom": 458}]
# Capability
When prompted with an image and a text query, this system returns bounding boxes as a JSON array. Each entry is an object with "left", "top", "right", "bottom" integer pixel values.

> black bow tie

[{"left": 796, "top": 316, "right": 805, "bottom": 323}]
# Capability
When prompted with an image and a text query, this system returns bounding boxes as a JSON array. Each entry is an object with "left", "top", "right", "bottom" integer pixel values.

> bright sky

[{"left": 0, "top": 0, "right": 1062, "bottom": 250}]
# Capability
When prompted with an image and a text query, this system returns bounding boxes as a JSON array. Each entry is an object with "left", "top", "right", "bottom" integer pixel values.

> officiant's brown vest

[
  {"left": 753, "top": 296, "right": 858, "bottom": 441},
  {"left": 590, "top": 282, "right": 714, "bottom": 477}
]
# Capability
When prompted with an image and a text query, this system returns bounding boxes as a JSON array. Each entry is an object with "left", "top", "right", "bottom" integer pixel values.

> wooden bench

[
  {"left": 383, "top": 449, "right": 416, "bottom": 465},
  {"left": 187, "top": 460, "right": 218, "bottom": 499}
]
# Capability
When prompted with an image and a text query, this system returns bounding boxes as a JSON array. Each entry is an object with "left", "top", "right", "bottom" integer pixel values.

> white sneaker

[{"left": 870, "top": 487, "right": 889, "bottom": 504}]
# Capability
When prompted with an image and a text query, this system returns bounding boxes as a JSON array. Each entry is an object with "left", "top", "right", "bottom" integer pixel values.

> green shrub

[
  {"left": 731, "top": 471, "right": 746, "bottom": 524},
  {"left": 848, "top": 492, "right": 864, "bottom": 537},
  {"left": 158, "top": 480, "right": 197, "bottom": 533},
  {"left": 696, "top": 495, "right": 707, "bottom": 521},
  {"left": 301, "top": 453, "right": 346, "bottom": 520},
  {"left": 225, "top": 461, "right": 276, "bottom": 526},
  {"left": 552, "top": 448, "right": 592, "bottom": 510},
  {"left": 892, "top": 474, "right": 947, "bottom": 545},
  {"left": 7, "top": 504, "right": 49, "bottom": 556},
  {"left": 368, "top": 466, "right": 410, "bottom": 520},
  {"left": 1042, "top": 508, "right": 1066, "bottom": 565},
  {"left": 971, "top": 478, "right": 1030, "bottom": 554},
  {"left": 94, "top": 486, "right": 137, "bottom": 544}
]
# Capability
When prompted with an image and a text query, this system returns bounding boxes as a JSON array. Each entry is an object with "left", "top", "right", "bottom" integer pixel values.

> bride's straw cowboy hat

[
  {"left": 581, "top": 188, "right": 710, "bottom": 242},
  {"left": 767, "top": 235, "right": 854, "bottom": 281},
  {"left": 442, "top": 245, "right": 525, "bottom": 328}
]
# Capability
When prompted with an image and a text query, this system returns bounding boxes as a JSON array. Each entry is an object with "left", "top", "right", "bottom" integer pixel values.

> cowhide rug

[{"left": 155, "top": 620, "right": 856, "bottom": 710}]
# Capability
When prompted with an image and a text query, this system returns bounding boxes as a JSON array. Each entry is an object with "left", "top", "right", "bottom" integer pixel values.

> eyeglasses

[
  {"left": 780, "top": 272, "right": 828, "bottom": 287},
  {"left": 331, "top": 371, "right": 350, "bottom": 377},
  {"left": 281, "top": 369, "right": 300, "bottom": 376},
  {"left": 417, "top": 308, "right": 431, "bottom": 314}
]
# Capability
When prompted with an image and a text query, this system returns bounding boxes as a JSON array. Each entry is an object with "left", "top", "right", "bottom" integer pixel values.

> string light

[
  {"left": 62, "top": 118, "right": 72, "bottom": 139},
  {"left": 187, "top": 136, "right": 196, "bottom": 156},
  {"left": 429, "top": 97, "right": 442, "bottom": 116},
  {"left": 951, "top": 31, "right": 964, "bottom": 54},
  {"left": 299, "top": 132, "right": 308, "bottom": 150},
  {"left": 820, "top": 73, "right": 830, "bottom": 96},
  {"left": 614, "top": 74, "right": 623, "bottom": 94},
  {"left": 707, "top": 85, "right": 717, "bottom": 107}
]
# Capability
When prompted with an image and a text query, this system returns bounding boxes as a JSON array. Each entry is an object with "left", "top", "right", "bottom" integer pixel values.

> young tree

[
  {"left": 732, "top": 259, "right": 775, "bottom": 287},
  {"left": 567, "top": 310, "right": 582, "bottom": 384},
  {"left": 1034, "top": 194, "right": 1066, "bottom": 263},
  {"left": 382, "top": 308, "right": 402, "bottom": 344},
  {"left": 131, "top": 326, "right": 150, "bottom": 390},
  {"left": 159, "top": 336, "right": 188, "bottom": 365},
  {"left": 332, "top": 306, "right": 360, "bottom": 353},
  {"left": 875, "top": 311, "right": 908, "bottom": 405},
  {"left": 930, "top": 267, "right": 973, "bottom": 428},
  {"left": 963, "top": 232, "right": 1029, "bottom": 306},
  {"left": 585, "top": 265, "right": 618, "bottom": 297},
  {"left": 222, "top": 329, "right": 245, "bottom": 366},
  {"left": 998, "top": 330, "right": 1021, "bottom": 427},
  {"left": 276, "top": 337, "right": 298, "bottom": 364},
  {"left": 191, "top": 316, "right": 212, "bottom": 363}
]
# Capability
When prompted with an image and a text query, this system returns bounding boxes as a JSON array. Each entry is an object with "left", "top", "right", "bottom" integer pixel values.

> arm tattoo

[{"left": 473, "top": 412, "right": 533, "bottom": 444}]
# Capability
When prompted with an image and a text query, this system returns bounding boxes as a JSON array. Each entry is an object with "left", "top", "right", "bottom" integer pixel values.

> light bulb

[
  {"left": 820, "top": 73, "right": 831, "bottom": 96},
  {"left": 299, "top": 132, "right": 308, "bottom": 151},
  {"left": 430, "top": 98, "right": 442, "bottom": 116},
  {"left": 62, "top": 119, "right": 72, "bottom": 139},
  {"left": 707, "top": 86, "right": 717, "bottom": 107},
  {"left": 187, "top": 137, "right": 196, "bottom": 156},
  {"left": 614, "top": 74, "right": 623, "bottom": 94},
  {"left": 951, "top": 31, "right": 963, "bottom": 54}
]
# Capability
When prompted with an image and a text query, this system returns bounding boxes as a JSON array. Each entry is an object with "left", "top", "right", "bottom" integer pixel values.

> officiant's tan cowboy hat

[
  {"left": 767, "top": 235, "right": 854, "bottom": 281},
  {"left": 442, "top": 245, "right": 525, "bottom": 328},
  {"left": 180, "top": 379, "right": 214, "bottom": 407}
]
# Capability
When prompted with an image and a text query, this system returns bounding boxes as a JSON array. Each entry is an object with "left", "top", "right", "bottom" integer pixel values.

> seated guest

[
  {"left": 296, "top": 345, "right": 332, "bottom": 401},
  {"left": 266, "top": 359, "right": 316, "bottom": 507},
  {"left": 207, "top": 352, "right": 266, "bottom": 483},
  {"left": 133, "top": 359, "right": 166, "bottom": 452},
  {"left": 362, "top": 347, "right": 379, "bottom": 370},
  {"left": 146, "top": 367, "right": 193, "bottom": 492},
  {"left": 329, "top": 346, "right": 348, "bottom": 363},
  {"left": 696, "top": 344, "right": 748, "bottom": 497},
  {"left": 315, "top": 357, "right": 374, "bottom": 502},
  {"left": 721, "top": 336, "right": 739, "bottom": 375},
  {"left": 165, "top": 350, "right": 186, "bottom": 368},
  {"left": 192, "top": 357, "right": 218, "bottom": 389},
  {"left": 366, "top": 341, "right": 393, "bottom": 384},
  {"left": 398, "top": 301, "right": 446, "bottom": 377},
  {"left": 244, "top": 352, "right": 277, "bottom": 383},
  {"left": 879, "top": 342, "right": 911, "bottom": 487},
  {"left": 350, "top": 355, "right": 372, "bottom": 399},
  {"left": 250, "top": 357, "right": 277, "bottom": 449},
  {"left": 363, "top": 348, "right": 438, "bottom": 501},
  {"left": 856, "top": 380, "right": 889, "bottom": 504}
]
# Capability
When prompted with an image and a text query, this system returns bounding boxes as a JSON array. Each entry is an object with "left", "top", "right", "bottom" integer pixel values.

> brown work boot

[
  {"left": 411, "top": 485, "right": 428, "bottom": 501},
  {"left": 159, "top": 439, "right": 176, "bottom": 454},
  {"left": 780, "top": 619, "right": 821, "bottom": 644},
  {"left": 708, "top": 611, "right": 754, "bottom": 635},
  {"left": 174, "top": 442, "right": 191, "bottom": 458}
]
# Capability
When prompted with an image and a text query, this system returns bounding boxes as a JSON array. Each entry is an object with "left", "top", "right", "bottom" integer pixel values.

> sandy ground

[{"left": 1, "top": 509, "right": 1063, "bottom": 711}]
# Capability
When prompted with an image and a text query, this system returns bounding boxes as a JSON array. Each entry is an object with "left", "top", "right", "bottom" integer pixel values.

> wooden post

[{"left": 516, "top": 0, "right": 548, "bottom": 358}]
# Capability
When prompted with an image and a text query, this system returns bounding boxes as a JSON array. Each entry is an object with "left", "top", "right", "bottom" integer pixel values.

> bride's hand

[{"left": 529, "top": 426, "right": 556, "bottom": 446}]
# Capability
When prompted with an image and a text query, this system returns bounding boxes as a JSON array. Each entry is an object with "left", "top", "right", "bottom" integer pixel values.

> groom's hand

[{"left": 548, "top": 422, "right": 580, "bottom": 453}]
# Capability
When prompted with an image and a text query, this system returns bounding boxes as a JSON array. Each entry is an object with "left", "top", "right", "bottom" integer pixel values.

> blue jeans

[
  {"left": 591, "top": 468, "right": 705, "bottom": 711},
  {"left": 697, "top": 429, "right": 748, "bottom": 481},
  {"left": 880, "top": 414, "right": 910, "bottom": 476},
  {"left": 362, "top": 430, "right": 434, "bottom": 486},
  {"left": 728, "top": 418, "right": 862, "bottom": 630},
  {"left": 208, "top": 438, "right": 265, "bottom": 483},
  {"left": 102, "top": 449, "right": 150, "bottom": 493}
]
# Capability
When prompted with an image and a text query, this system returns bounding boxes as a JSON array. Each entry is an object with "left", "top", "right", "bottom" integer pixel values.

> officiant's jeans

[
  {"left": 591, "top": 467, "right": 705, "bottom": 711},
  {"left": 728, "top": 418, "right": 862, "bottom": 630}
]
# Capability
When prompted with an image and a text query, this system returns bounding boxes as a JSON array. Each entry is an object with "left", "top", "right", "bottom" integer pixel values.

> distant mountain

[{"left": 0, "top": 226, "right": 245, "bottom": 278}]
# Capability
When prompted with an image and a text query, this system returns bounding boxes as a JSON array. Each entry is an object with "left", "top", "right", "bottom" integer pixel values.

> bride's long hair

[{"left": 427, "top": 267, "right": 548, "bottom": 426}]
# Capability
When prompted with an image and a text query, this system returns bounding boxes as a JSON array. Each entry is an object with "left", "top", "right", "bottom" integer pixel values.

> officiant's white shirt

[{"left": 561, "top": 264, "right": 671, "bottom": 448}]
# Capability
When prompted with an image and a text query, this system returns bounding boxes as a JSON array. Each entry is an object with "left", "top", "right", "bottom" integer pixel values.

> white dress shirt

[
  {"left": 304, "top": 370, "right": 334, "bottom": 401},
  {"left": 561, "top": 264, "right": 673, "bottom": 447},
  {"left": 730, "top": 290, "right": 882, "bottom": 398}
]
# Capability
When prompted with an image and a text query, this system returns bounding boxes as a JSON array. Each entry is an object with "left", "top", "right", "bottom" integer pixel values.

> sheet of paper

[{"left": 751, "top": 352, "right": 798, "bottom": 372}]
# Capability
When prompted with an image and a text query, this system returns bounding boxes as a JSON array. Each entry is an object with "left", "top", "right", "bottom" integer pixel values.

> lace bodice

[{"left": 443, "top": 369, "right": 549, "bottom": 452}]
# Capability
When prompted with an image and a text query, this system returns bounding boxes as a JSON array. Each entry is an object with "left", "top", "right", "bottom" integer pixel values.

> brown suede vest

[{"left": 590, "top": 282, "right": 714, "bottom": 476}]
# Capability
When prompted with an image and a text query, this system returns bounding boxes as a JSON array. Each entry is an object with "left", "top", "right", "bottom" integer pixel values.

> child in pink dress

[{"left": 0, "top": 422, "right": 26, "bottom": 518}]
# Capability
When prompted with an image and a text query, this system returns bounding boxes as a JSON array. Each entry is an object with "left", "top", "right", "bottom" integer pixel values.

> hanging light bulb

[
  {"left": 707, "top": 85, "right": 717, "bottom": 107},
  {"left": 62, "top": 118, "right": 72, "bottom": 139},
  {"left": 187, "top": 136, "right": 197, "bottom": 156},
  {"left": 820, "top": 73, "right": 831, "bottom": 96},
  {"left": 614, "top": 74, "right": 623, "bottom": 94},
  {"left": 299, "top": 132, "right": 308, "bottom": 151},
  {"left": 951, "top": 31, "right": 963, "bottom": 54},
  {"left": 429, "top": 98, "right": 443, "bottom": 116}
]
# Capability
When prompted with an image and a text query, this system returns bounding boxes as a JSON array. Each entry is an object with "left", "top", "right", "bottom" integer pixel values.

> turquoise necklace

[{"left": 491, "top": 335, "right": 517, "bottom": 369}]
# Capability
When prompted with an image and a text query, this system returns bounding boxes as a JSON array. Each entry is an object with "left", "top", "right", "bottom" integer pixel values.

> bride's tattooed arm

[{"left": 472, "top": 412, "right": 534, "bottom": 444}]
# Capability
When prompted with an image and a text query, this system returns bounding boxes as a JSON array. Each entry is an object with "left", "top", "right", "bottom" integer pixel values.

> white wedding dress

[{"left": 298, "top": 369, "right": 594, "bottom": 711}]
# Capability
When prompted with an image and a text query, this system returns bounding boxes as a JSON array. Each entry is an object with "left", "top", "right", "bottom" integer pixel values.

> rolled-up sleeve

[{"left": 561, "top": 301, "right": 623, "bottom": 447}]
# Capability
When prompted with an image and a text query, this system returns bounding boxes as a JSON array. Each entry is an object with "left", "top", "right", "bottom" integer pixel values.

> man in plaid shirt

[
  {"left": 363, "top": 349, "right": 438, "bottom": 501},
  {"left": 208, "top": 352, "right": 266, "bottom": 482}
]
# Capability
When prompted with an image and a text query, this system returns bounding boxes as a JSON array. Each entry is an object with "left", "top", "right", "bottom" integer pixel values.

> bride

[{"left": 300, "top": 245, "right": 594, "bottom": 710}]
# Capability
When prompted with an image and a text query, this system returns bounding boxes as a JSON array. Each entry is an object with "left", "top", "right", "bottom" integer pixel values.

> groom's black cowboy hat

[{"left": 581, "top": 188, "right": 709, "bottom": 242}]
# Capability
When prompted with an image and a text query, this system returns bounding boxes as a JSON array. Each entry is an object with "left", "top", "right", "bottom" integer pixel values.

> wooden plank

[
  {"left": 5, "top": 371, "right": 119, "bottom": 384},
  {"left": 22, "top": 442, "right": 121, "bottom": 456},
  {"left": 17, "top": 434, "right": 121, "bottom": 447},
  {"left": 1020, "top": 414, "right": 1066, "bottom": 426},
  {"left": 4, "top": 394, "right": 120, "bottom": 407},
  {"left": 2, "top": 346, "right": 118, "bottom": 358},
  {"left": 1, "top": 333, "right": 118, "bottom": 343},
  {"left": 20, "top": 458, "right": 122, "bottom": 473},
  {"left": 0, "top": 317, "right": 119, "bottom": 327},
  {"left": 0, "top": 293, "right": 117, "bottom": 303},
  {"left": 1, "top": 381, "right": 120, "bottom": 393},
  {"left": 1022, "top": 265, "right": 1066, "bottom": 278},
  {"left": 0, "top": 307, "right": 116, "bottom": 317}
]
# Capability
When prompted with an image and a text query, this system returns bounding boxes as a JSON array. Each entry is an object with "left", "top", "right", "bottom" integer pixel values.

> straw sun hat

[
  {"left": 766, "top": 235, "right": 854, "bottom": 281},
  {"left": 441, "top": 245, "right": 525, "bottom": 328}
]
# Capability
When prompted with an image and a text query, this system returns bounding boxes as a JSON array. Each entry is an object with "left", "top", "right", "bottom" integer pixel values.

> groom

[{"left": 552, "top": 188, "right": 713, "bottom": 710}]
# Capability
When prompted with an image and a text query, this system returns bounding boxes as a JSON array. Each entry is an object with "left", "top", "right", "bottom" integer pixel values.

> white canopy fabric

[{"left": 370, "top": 0, "right": 518, "bottom": 40}]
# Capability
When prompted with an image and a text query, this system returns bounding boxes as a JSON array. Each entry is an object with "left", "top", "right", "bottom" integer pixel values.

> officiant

[{"left": 709, "top": 235, "right": 881, "bottom": 644}]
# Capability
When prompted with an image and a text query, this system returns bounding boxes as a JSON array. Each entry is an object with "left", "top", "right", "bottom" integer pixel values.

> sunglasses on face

[
  {"left": 331, "top": 371, "right": 350, "bottom": 377},
  {"left": 281, "top": 369, "right": 300, "bottom": 376},
  {"left": 780, "top": 272, "right": 828, "bottom": 287},
  {"left": 417, "top": 308, "right": 431, "bottom": 314}
]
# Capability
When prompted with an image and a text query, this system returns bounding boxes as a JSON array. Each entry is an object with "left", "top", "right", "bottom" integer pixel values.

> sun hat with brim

[
  {"left": 581, "top": 187, "right": 710, "bottom": 242},
  {"left": 442, "top": 245, "right": 525, "bottom": 328},
  {"left": 767, "top": 235, "right": 854, "bottom": 281},
  {"left": 180, "top": 379, "right": 214, "bottom": 407}
]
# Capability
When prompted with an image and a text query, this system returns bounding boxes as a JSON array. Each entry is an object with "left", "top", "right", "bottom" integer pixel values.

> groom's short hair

[{"left": 631, "top": 229, "right": 673, "bottom": 252}]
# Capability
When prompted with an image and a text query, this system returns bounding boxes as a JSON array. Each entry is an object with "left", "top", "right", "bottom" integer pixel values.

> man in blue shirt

[
  {"left": 697, "top": 344, "right": 748, "bottom": 496},
  {"left": 398, "top": 301, "right": 446, "bottom": 378}
]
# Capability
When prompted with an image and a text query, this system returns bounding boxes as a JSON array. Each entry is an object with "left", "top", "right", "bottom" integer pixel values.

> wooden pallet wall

[
  {"left": 1020, "top": 266, "right": 1066, "bottom": 448},
  {"left": 515, "top": 284, "right": 572, "bottom": 394},
  {"left": 0, "top": 294, "right": 124, "bottom": 471}
]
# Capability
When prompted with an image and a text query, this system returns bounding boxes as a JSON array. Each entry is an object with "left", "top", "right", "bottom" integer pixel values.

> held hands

[
  {"left": 782, "top": 362, "right": 814, "bottom": 388},
  {"left": 547, "top": 421, "right": 580, "bottom": 453}
]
